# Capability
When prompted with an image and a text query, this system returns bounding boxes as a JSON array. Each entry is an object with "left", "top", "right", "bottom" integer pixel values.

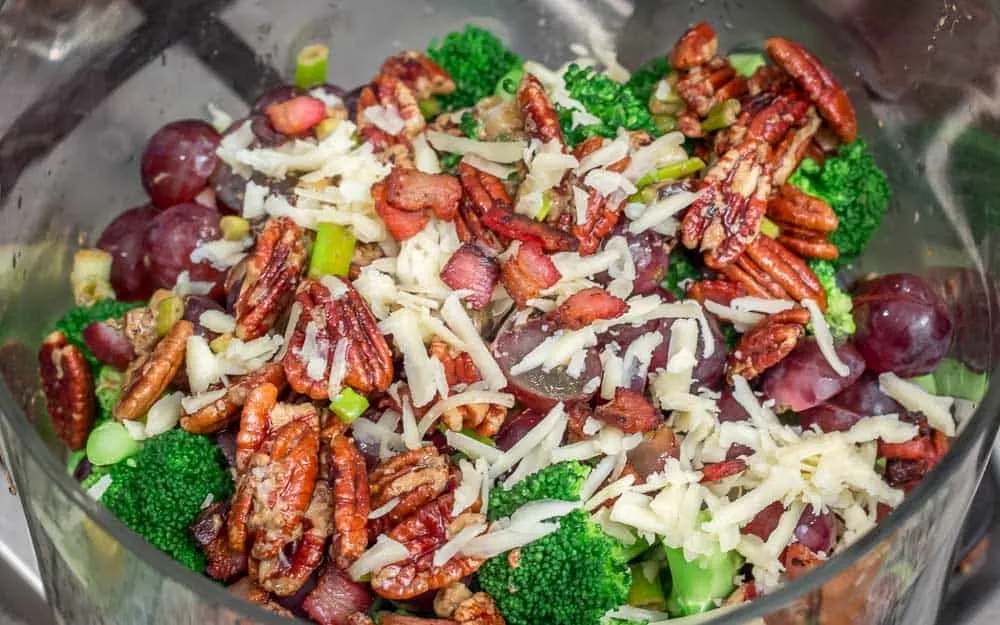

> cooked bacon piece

[
  {"left": 594, "top": 388, "right": 662, "bottom": 433},
  {"left": 500, "top": 241, "right": 561, "bottom": 307},
  {"left": 700, "top": 458, "right": 749, "bottom": 483},
  {"left": 265, "top": 96, "right": 327, "bottom": 136},
  {"left": 372, "top": 180, "right": 430, "bottom": 241},
  {"left": 386, "top": 168, "right": 462, "bottom": 221},
  {"left": 440, "top": 244, "right": 500, "bottom": 310},
  {"left": 552, "top": 287, "right": 627, "bottom": 329},
  {"left": 481, "top": 208, "right": 578, "bottom": 253},
  {"left": 302, "top": 567, "right": 375, "bottom": 625}
]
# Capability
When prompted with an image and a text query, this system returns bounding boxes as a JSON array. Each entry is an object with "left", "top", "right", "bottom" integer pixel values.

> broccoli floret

[
  {"left": 54, "top": 300, "right": 143, "bottom": 367},
  {"left": 480, "top": 509, "right": 631, "bottom": 625},
  {"left": 95, "top": 366, "right": 125, "bottom": 424},
  {"left": 808, "top": 259, "right": 855, "bottom": 337},
  {"left": 458, "top": 111, "right": 481, "bottom": 139},
  {"left": 558, "top": 64, "right": 657, "bottom": 146},
  {"left": 98, "top": 429, "right": 233, "bottom": 572},
  {"left": 789, "top": 139, "right": 890, "bottom": 262},
  {"left": 663, "top": 248, "right": 703, "bottom": 299},
  {"left": 427, "top": 26, "right": 522, "bottom": 111},
  {"left": 488, "top": 461, "right": 590, "bottom": 521},
  {"left": 625, "top": 57, "right": 671, "bottom": 104}
]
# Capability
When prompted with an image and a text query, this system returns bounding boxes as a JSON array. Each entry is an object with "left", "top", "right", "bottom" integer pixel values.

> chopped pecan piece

[
  {"left": 552, "top": 287, "right": 627, "bottom": 330},
  {"left": 670, "top": 22, "right": 718, "bottom": 69},
  {"left": 686, "top": 279, "right": 748, "bottom": 305},
  {"left": 356, "top": 74, "right": 423, "bottom": 166},
  {"left": 383, "top": 617, "right": 457, "bottom": 625},
  {"left": 455, "top": 163, "right": 509, "bottom": 253},
  {"left": 380, "top": 51, "right": 456, "bottom": 100},
  {"left": 436, "top": 584, "right": 505, "bottom": 625},
  {"left": 123, "top": 304, "right": 159, "bottom": 356},
  {"left": 517, "top": 73, "right": 565, "bottom": 146},
  {"left": 371, "top": 493, "right": 485, "bottom": 600},
  {"left": 766, "top": 37, "right": 857, "bottom": 143},
  {"left": 229, "top": 577, "right": 295, "bottom": 617},
  {"left": 700, "top": 458, "right": 749, "bottom": 483},
  {"left": 441, "top": 403, "right": 508, "bottom": 438},
  {"left": 675, "top": 55, "right": 747, "bottom": 119},
  {"left": 113, "top": 320, "right": 193, "bottom": 422},
  {"left": 368, "top": 447, "right": 450, "bottom": 537},
  {"left": 234, "top": 217, "right": 307, "bottom": 341},
  {"left": 330, "top": 435, "right": 371, "bottom": 570},
  {"left": 181, "top": 363, "right": 286, "bottom": 434},
  {"left": 594, "top": 388, "right": 662, "bottom": 433},
  {"left": 283, "top": 277, "right": 394, "bottom": 399},
  {"left": 500, "top": 241, "right": 562, "bottom": 308},
  {"left": 38, "top": 331, "right": 94, "bottom": 450},
  {"left": 429, "top": 337, "right": 481, "bottom": 387},
  {"left": 435, "top": 583, "right": 475, "bottom": 619},
  {"left": 191, "top": 502, "right": 248, "bottom": 582},
  {"left": 727, "top": 307, "right": 810, "bottom": 381}
]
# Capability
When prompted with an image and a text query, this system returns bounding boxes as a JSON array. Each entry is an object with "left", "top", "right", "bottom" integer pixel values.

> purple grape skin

[
  {"left": 141, "top": 203, "right": 226, "bottom": 299},
  {"left": 96, "top": 204, "right": 159, "bottom": 301},
  {"left": 760, "top": 338, "right": 866, "bottom": 413},
  {"left": 140, "top": 120, "right": 221, "bottom": 209},
  {"left": 799, "top": 372, "right": 903, "bottom": 433}
]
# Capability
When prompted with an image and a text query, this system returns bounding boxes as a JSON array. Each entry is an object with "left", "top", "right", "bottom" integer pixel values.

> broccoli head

[
  {"left": 54, "top": 299, "right": 143, "bottom": 367},
  {"left": 789, "top": 138, "right": 890, "bottom": 262},
  {"left": 99, "top": 429, "right": 233, "bottom": 572},
  {"left": 427, "top": 26, "right": 522, "bottom": 111},
  {"left": 808, "top": 259, "right": 855, "bottom": 337},
  {"left": 663, "top": 248, "right": 703, "bottom": 300},
  {"left": 488, "top": 461, "right": 589, "bottom": 521},
  {"left": 558, "top": 64, "right": 657, "bottom": 146},
  {"left": 480, "top": 462, "right": 632, "bottom": 625},
  {"left": 625, "top": 57, "right": 671, "bottom": 105}
]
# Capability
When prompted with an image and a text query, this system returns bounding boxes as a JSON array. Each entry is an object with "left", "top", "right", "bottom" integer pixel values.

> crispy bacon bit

[
  {"left": 686, "top": 279, "right": 748, "bottom": 305},
  {"left": 481, "top": 208, "right": 579, "bottom": 253},
  {"left": 500, "top": 241, "right": 562, "bottom": 307},
  {"left": 380, "top": 51, "right": 456, "bottom": 100},
  {"left": 303, "top": 567, "right": 375, "bottom": 625},
  {"left": 700, "top": 458, "right": 749, "bottom": 483},
  {"left": 265, "top": 95, "right": 328, "bottom": 136},
  {"left": 386, "top": 168, "right": 463, "bottom": 221},
  {"left": 781, "top": 542, "right": 822, "bottom": 580},
  {"left": 552, "top": 287, "right": 627, "bottom": 329},
  {"left": 440, "top": 244, "right": 500, "bottom": 310},
  {"left": 373, "top": 180, "right": 431, "bottom": 241},
  {"left": 594, "top": 388, "right": 662, "bottom": 433}
]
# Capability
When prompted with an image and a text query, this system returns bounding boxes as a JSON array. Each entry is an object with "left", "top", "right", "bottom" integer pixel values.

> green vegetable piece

[
  {"left": 55, "top": 299, "right": 144, "bottom": 368},
  {"left": 635, "top": 157, "right": 706, "bottom": 190},
  {"left": 157, "top": 295, "right": 184, "bottom": 337},
  {"left": 458, "top": 111, "right": 481, "bottom": 139},
  {"left": 557, "top": 63, "right": 657, "bottom": 146},
  {"left": 626, "top": 57, "right": 672, "bottom": 104},
  {"left": 440, "top": 152, "right": 463, "bottom": 172},
  {"left": 67, "top": 449, "right": 87, "bottom": 476},
  {"left": 80, "top": 465, "right": 111, "bottom": 490},
  {"left": 495, "top": 65, "right": 525, "bottom": 99},
  {"left": 535, "top": 190, "right": 553, "bottom": 221},
  {"left": 488, "top": 460, "right": 590, "bottom": 521},
  {"left": 95, "top": 366, "right": 125, "bottom": 424},
  {"left": 760, "top": 216, "right": 780, "bottom": 238},
  {"left": 309, "top": 222, "right": 356, "bottom": 279},
  {"left": 330, "top": 387, "right": 369, "bottom": 424},
  {"left": 652, "top": 114, "right": 677, "bottom": 134},
  {"left": 100, "top": 429, "right": 234, "bottom": 572},
  {"left": 86, "top": 422, "right": 142, "bottom": 466},
  {"left": 295, "top": 43, "right": 330, "bottom": 89},
  {"left": 931, "top": 357, "right": 988, "bottom": 401},
  {"left": 807, "top": 259, "right": 856, "bottom": 337},
  {"left": 628, "top": 561, "right": 668, "bottom": 610},
  {"left": 664, "top": 530, "right": 744, "bottom": 617},
  {"left": 701, "top": 99, "right": 741, "bottom": 133},
  {"left": 910, "top": 373, "right": 937, "bottom": 395},
  {"left": 220, "top": 215, "right": 251, "bottom": 241},
  {"left": 729, "top": 53, "right": 767, "bottom": 77},
  {"left": 789, "top": 138, "right": 890, "bottom": 262},
  {"left": 427, "top": 26, "right": 522, "bottom": 111},
  {"left": 720, "top": 323, "right": 741, "bottom": 351},
  {"left": 419, "top": 97, "right": 442, "bottom": 120},
  {"left": 663, "top": 248, "right": 703, "bottom": 300}
]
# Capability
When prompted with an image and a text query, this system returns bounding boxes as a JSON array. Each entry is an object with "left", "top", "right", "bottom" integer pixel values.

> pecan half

[
  {"left": 380, "top": 51, "right": 456, "bottom": 100},
  {"left": 368, "top": 447, "right": 450, "bottom": 537},
  {"left": 38, "top": 331, "right": 94, "bottom": 451},
  {"left": 436, "top": 584, "right": 505, "bottom": 625},
  {"left": 113, "top": 319, "right": 193, "bottom": 422},
  {"left": 429, "top": 337, "right": 481, "bottom": 387},
  {"left": 766, "top": 37, "right": 857, "bottom": 144},
  {"left": 455, "top": 163, "right": 510, "bottom": 253},
  {"left": 686, "top": 279, "right": 748, "bottom": 305},
  {"left": 356, "top": 74, "right": 423, "bottom": 166},
  {"left": 371, "top": 494, "right": 485, "bottom": 599},
  {"left": 727, "top": 307, "right": 810, "bottom": 381},
  {"left": 330, "top": 435, "right": 371, "bottom": 570},
  {"left": 670, "top": 22, "right": 719, "bottom": 69},
  {"left": 517, "top": 73, "right": 565, "bottom": 146},
  {"left": 234, "top": 217, "right": 308, "bottom": 341},
  {"left": 767, "top": 183, "right": 839, "bottom": 261},
  {"left": 181, "top": 363, "right": 286, "bottom": 434},
  {"left": 675, "top": 56, "right": 747, "bottom": 119},
  {"left": 594, "top": 388, "right": 662, "bottom": 433},
  {"left": 283, "top": 277, "right": 394, "bottom": 399}
]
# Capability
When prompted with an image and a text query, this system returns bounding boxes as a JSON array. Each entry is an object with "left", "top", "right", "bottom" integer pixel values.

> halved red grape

[
  {"left": 761, "top": 338, "right": 865, "bottom": 412},
  {"left": 302, "top": 568, "right": 374, "bottom": 625},
  {"left": 926, "top": 267, "right": 996, "bottom": 373},
  {"left": 595, "top": 223, "right": 670, "bottom": 295},
  {"left": 82, "top": 321, "right": 135, "bottom": 370},
  {"left": 495, "top": 409, "right": 546, "bottom": 451},
  {"left": 142, "top": 203, "right": 226, "bottom": 298},
  {"left": 141, "top": 120, "right": 221, "bottom": 209},
  {"left": 96, "top": 204, "right": 158, "bottom": 301},
  {"left": 852, "top": 273, "right": 953, "bottom": 377},
  {"left": 627, "top": 425, "right": 680, "bottom": 478},
  {"left": 794, "top": 505, "right": 839, "bottom": 554},
  {"left": 183, "top": 295, "right": 226, "bottom": 337},
  {"left": 491, "top": 318, "right": 601, "bottom": 411},
  {"left": 799, "top": 372, "right": 902, "bottom": 433}
]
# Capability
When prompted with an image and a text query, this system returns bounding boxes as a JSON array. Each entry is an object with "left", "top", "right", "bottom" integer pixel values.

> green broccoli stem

[
  {"left": 701, "top": 99, "right": 741, "bottom": 133},
  {"left": 294, "top": 43, "right": 330, "bottom": 89},
  {"left": 627, "top": 561, "right": 668, "bottom": 610},
  {"left": 86, "top": 422, "right": 142, "bottom": 466},
  {"left": 728, "top": 53, "right": 767, "bottom": 77},
  {"left": 664, "top": 542, "right": 744, "bottom": 617},
  {"left": 309, "top": 222, "right": 356, "bottom": 279},
  {"left": 924, "top": 358, "right": 988, "bottom": 401}
]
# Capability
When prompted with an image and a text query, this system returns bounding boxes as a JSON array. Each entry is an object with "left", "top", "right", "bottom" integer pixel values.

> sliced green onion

[
  {"left": 294, "top": 43, "right": 330, "bottom": 89},
  {"left": 729, "top": 52, "right": 767, "bottom": 77},
  {"left": 459, "top": 429, "right": 495, "bottom": 446},
  {"left": 495, "top": 65, "right": 525, "bottom": 100},
  {"left": 220, "top": 215, "right": 250, "bottom": 241},
  {"left": 535, "top": 190, "right": 553, "bottom": 221},
  {"left": 419, "top": 97, "right": 442, "bottom": 120},
  {"left": 210, "top": 333, "right": 233, "bottom": 354},
  {"left": 330, "top": 388, "right": 369, "bottom": 424},
  {"left": 309, "top": 222, "right": 356, "bottom": 278},
  {"left": 652, "top": 114, "right": 677, "bottom": 134},
  {"left": 760, "top": 217, "right": 780, "bottom": 239},
  {"left": 316, "top": 117, "right": 341, "bottom": 140},
  {"left": 66, "top": 449, "right": 87, "bottom": 476},
  {"left": 156, "top": 296, "right": 184, "bottom": 337},
  {"left": 701, "top": 99, "right": 741, "bottom": 133},
  {"left": 635, "top": 157, "right": 706, "bottom": 190},
  {"left": 86, "top": 422, "right": 142, "bottom": 466}
]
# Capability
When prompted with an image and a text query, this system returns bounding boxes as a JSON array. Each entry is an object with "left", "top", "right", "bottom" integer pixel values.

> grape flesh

[{"left": 140, "top": 120, "right": 221, "bottom": 209}]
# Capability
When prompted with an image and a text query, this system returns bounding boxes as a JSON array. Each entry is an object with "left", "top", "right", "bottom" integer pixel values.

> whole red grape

[
  {"left": 96, "top": 204, "right": 158, "bottom": 301},
  {"left": 142, "top": 203, "right": 226, "bottom": 298},
  {"left": 141, "top": 120, "right": 221, "bottom": 209}
]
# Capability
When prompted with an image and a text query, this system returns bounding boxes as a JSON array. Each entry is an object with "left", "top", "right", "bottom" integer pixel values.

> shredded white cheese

[
  {"left": 802, "top": 298, "right": 851, "bottom": 376},
  {"left": 879, "top": 372, "right": 956, "bottom": 436}
]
